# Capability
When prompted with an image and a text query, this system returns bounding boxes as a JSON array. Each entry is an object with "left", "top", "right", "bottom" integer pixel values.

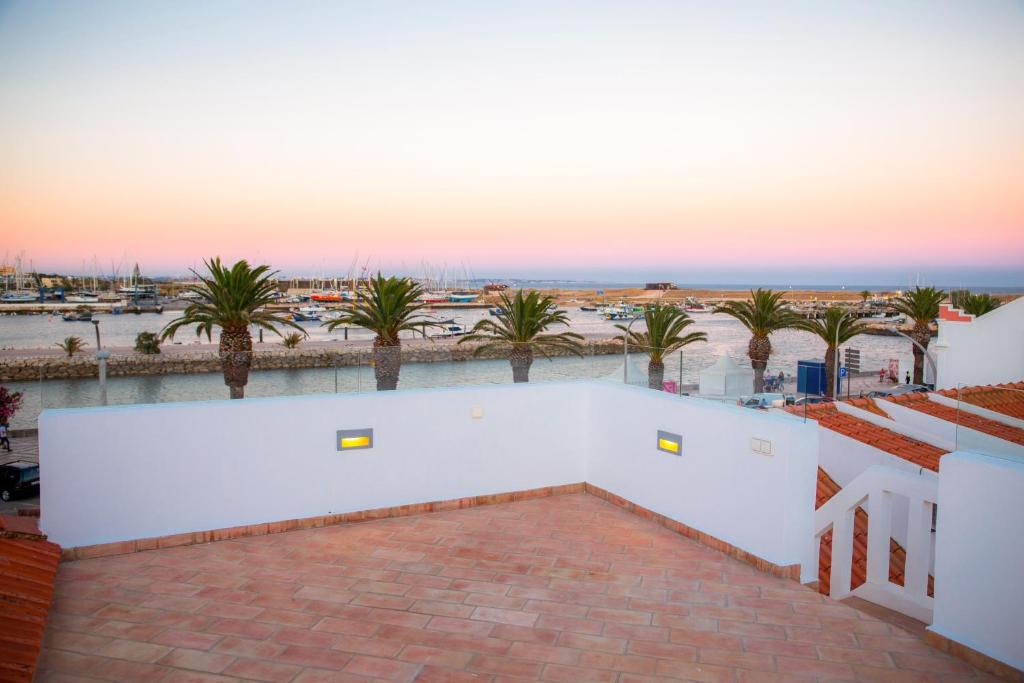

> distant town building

[
  {"left": 483, "top": 283, "right": 508, "bottom": 292},
  {"left": 645, "top": 282, "right": 676, "bottom": 291}
]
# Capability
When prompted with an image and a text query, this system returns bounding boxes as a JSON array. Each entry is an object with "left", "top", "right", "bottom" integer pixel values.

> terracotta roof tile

[
  {"left": 786, "top": 403, "right": 946, "bottom": 472},
  {"left": 0, "top": 515, "right": 61, "bottom": 683},
  {"left": 936, "top": 381, "right": 1024, "bottom": 420},
  {"left": 886, "top": 393, "right": 1024, "bottom": 446},
  {"left": 815, "top": 469, "right": 932, "bottom": 598},
  {"left": 844, "top": 397, "right": 891, "bottom": 418}
]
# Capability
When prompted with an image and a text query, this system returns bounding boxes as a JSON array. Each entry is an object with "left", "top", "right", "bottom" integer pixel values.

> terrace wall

[
  {"left": 585, "top": 383, "right": 819, "bottom": 581},
  {"left": 39, "top": 381, "right": 820, "bottom": 578}
]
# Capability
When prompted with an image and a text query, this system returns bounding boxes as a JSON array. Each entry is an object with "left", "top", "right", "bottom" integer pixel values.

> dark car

[
  {"left": 866, "top": 384, "right": 931, "bottom": 399},
  {"left": 0, "top": 461, "right": 39, "bottom": 502}
]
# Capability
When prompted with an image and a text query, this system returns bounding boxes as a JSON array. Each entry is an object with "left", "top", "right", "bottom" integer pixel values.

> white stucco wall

[
  {"left": 39, "top": 381, "right": 820, "bottom": 581},
  {"left": 932, "top": 297, "right": 1024, "bottom": 391},
  {"left": 586, "top": 384, "right": 820, "bottom": 580},
  {"left": 39, "top": 383, "right": 589, "bottom": 549},
  {"left": 929, "top": 451, "right": 1024, "bottom": 671}
]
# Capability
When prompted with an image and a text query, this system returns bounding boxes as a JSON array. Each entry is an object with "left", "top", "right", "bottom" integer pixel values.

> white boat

[
  {"left": 0, "top": 291, "right": 37, "bottom": 303},
  {"left": 430, "top": 323, "right": 467, "bottom": 337},
  {"left": 291, "top": 305, "right": 326, "bottom": 322},
  {"left": 320, "top": 310, "right": 345, "bottom": 323},
  {"left": 118, "top": 284, "right": 157, "bottom": 296},
  {"left": 66, "top": 293, "right": 100, "bottom": 303}
]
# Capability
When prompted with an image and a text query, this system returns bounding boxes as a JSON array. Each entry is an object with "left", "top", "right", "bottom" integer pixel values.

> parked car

[
  {"left": 866, "top": 384, "right": 930, "bottom": 399},
  {"left": 793, "top": 395, "right": 833, "bottom": 407},
  {"left": 0, "top": 461, "right": 39, "bottom": 502},
  {"left": 737, "top": 393, "right": 792, "bottom": 409}
]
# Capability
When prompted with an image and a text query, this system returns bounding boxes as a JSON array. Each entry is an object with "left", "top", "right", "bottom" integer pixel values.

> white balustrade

[{"left": 813, "top": 465, "right": 938, "bottom": 622}]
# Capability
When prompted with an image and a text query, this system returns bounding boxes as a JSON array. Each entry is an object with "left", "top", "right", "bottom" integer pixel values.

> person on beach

[
  {"left": 0, "top": 423, "right": 10, "bottom": 452},
  {"left": 905, "top": 370, "right": 911, "bottom": 384},
  {"left": 879, "top": 368, "right": 885, "bottom": 383},
  {"left": 777, "top": 370, "right": 785, "bottom": 391}
]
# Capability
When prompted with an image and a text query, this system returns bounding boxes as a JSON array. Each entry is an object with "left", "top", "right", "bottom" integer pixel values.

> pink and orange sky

[{"left": 1, "top": 1, "right": 1022, "bottom": 284}]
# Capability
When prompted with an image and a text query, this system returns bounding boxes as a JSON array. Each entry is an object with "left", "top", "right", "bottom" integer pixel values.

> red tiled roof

[
  {"left": 0, "top": 515, "right": 61, "bottom": 683},
  {"left": 936, "top": 381, "right": 1024, "bottom": 420},
  {"left": 844, "top": 396, "right": 891, "bottom": 418},
  {"left": 815, "top": 469, "right": 931, "bottom": 598},
  {"left": 886, "top": 392, "right": 1024, "bottom": 446},
  {"left": 786, "top": 402, "right": 946, "bottom": 472}
]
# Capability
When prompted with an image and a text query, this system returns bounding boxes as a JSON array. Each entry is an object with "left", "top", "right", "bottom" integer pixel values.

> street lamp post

[
  {"left": 92, "top": 319, "right": 108, "bottom": 406},
  {"left": 834, "top": 311, "right": 846, "bottom": 398},
  {"left": 886, "top": 327, "right": 938, "bottom": 384}
]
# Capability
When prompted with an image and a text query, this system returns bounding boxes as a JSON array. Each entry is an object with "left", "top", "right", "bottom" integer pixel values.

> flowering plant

[{"left": 0, "top": 386, "right": 24, "bottom": 423}]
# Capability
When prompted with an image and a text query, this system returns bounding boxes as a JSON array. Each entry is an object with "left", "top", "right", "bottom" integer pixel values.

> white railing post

[
  {"left": 829, "top": 506, "right": 856, "bottom": 599},
  {"left": 813, "top": 466, "right": 938, "bottom": 622},
  {"left": 904, "top": 497, "right": 933, "bottom": 599},
  {"left": 865, "top": 488, "right": 892, "bottom": 585}
]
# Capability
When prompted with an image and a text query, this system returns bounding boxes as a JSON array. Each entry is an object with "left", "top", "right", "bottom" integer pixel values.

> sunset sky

[{"left": 1, "top": 1, "right": 1022, "bottom": 284}]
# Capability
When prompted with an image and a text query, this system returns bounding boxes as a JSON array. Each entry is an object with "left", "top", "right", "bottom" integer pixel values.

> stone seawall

[{"left": 0, "top": 339, "right": 624, "bottom": 382}]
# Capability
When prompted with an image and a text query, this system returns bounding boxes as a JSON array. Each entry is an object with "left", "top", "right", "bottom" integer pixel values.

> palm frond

[
  {"left": 714, "top": 288, "right": 801, "bottom": 337},
  {"left": 161, "top": 258, "right": 304, "bottom": 341},
  {"left": 457, "top": 289, "right": 584, "bottom": 356},
  {"left": 888, "top": 286, "right": 946, "bottom": 326},
  {"left": 615, "top": 303, "right": 708, "bottom": 361},
  {"left": 324, "top": 273, "right": 437, "bottom": 342},
  {"left": 796, "top": 307, "right": 870, "bottom": 348}
]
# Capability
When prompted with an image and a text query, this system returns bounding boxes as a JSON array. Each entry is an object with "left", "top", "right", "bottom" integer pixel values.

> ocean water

[{"left": 1, "top": 309, "right": 916, "bottom": 430}]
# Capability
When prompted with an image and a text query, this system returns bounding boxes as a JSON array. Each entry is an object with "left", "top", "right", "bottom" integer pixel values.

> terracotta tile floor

[{"left": 39, "top": 493, "right": 996, "bottom": 682}]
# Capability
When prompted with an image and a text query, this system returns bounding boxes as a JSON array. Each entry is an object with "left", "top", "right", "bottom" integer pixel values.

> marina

[{"left": 1, "top": 307, "right": 915, "bottom": 430}]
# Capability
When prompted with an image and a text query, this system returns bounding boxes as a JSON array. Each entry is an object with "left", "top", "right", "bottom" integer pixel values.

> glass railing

[{"left": 14, "top": 335, "right": 743, "bottom": 420}]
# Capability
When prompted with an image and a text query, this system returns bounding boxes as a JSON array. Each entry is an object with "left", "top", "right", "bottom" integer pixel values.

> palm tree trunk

[
  {"left": 373, "top": 340, "right": 401, "bottom": 391},
  {"left": 510, "top": 344, "right": 534, "bottom": 383},
  {"left": 748, "top": 335, "right": 771, "bottom": 393},
  {"left": 648, "top": 358, "right": 665, "bottom": 390},
  {"left": 910, "top": 323, "right": 930, "bottom": 385},
  {"left": 824, "top": 345, "right": 836, "bottom": 398},
  {"left": 219, "top": 325, "right": 253, "bottom": 399}
]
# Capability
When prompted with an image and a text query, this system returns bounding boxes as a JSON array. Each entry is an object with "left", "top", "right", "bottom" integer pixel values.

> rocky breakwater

[{"left": 1, "top": 338, "right": 624, "bottom": 382}]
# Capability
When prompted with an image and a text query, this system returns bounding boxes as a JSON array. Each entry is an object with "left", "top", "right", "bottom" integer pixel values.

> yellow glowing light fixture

[
  {"left": 337, "top": 428, "right": 373, "bottom": 451},
  {"left": 657, "top": 430, "right": 682, "bottom": 455}
]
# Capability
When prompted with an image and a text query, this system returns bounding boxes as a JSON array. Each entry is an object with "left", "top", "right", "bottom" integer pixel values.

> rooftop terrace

[{"left": 38, "top": 493, "right": 995, "bottom": 682}]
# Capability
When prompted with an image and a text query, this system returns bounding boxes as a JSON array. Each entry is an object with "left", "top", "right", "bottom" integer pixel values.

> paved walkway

[{"left": 38, "top": 493, "right": 992, "bottom": 682}]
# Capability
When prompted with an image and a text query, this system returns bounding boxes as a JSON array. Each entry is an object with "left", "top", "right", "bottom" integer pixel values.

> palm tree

[
  {"left": 715, "top": 289, "right": 802, "bottom": 393},
  {"left": 859, "top": 290, "right": 872, "bottom": 305},
  {"left": 56, "top": 336, "right": 86, "bottom": 358},
  {"left": 797, "top": 307, "right": 870, "bottom": 398},
  {"left": 615, "top": 304, "right": 707, "bottom": 389},
  {"left": 960, "top": 293, "right": 1000, "bottom": 317},
  {"left": 458, "top": 290, "right": 584, "bottom": 383},
  {"left": 161, "top": 258, "right": 304, "bottom": 399},
  {"left": 324, "top": 274, "right": 433, "bottom": 390},
  {"left": 888, "top": 286, "right": 945, "bottom": 385}
]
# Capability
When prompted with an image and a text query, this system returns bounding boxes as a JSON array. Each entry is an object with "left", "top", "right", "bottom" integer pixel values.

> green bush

[{"left": 134, "top": 331, "right": 162, "bottom": 354}]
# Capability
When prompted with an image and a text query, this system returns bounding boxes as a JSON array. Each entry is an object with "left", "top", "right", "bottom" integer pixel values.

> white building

[{"left": 931, "top": 295, "right": 1024, "bottom": 390}]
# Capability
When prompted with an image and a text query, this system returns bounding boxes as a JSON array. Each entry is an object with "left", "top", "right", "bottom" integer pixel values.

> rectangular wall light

[
  {"left": 657, "top": 430, "right": 682, "bottom": 455},
  {"left": 337, "top": 428, "right": 373, "bottom": 451}
]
